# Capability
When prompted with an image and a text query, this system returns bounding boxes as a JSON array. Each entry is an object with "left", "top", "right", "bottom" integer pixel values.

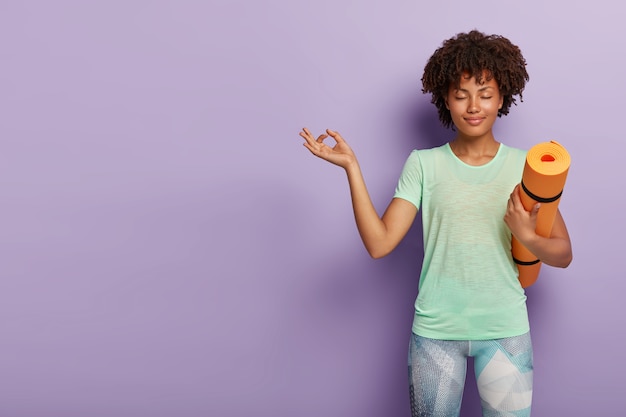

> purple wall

[{"left": 1, "top": 1, "right": 623, "bottom": 416}]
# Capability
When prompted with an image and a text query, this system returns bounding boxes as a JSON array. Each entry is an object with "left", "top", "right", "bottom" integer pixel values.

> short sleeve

[{"left": 393, "top": 150, "right": 423, "bottom": 210}]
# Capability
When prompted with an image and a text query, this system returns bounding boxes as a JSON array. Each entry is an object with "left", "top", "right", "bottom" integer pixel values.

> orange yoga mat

[{"left": 512, "top": 141, "right": 571, "bottom": 288}]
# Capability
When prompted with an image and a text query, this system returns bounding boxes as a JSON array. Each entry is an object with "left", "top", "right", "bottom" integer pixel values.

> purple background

[{"left": 1, "top": 1, "right": 623, "bottom": 416}]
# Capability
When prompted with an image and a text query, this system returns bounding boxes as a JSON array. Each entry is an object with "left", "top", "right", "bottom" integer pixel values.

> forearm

[
  {"left": 517, "top": 234, "right": 572, "bottom": 268},
  {"left": 344, "top": 161, "right": 391, "bottom": 258}
]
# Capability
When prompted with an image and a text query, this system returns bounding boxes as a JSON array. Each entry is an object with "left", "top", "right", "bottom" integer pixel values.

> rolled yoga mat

[{"left": 512, "top": 140, "right": 571, "bottom": 288}]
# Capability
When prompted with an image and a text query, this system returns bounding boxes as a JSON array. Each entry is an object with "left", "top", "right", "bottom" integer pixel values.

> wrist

[
  {"left": 343, "top": 156, "right": 360, "bottom": 172},
  {"left": 518, "top": 231, "right": 539, "bottom": 251}
]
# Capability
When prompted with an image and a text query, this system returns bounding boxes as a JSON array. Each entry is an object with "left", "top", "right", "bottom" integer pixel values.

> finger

[
  {"left": 510, "top": 185, "right": 523, "bottom": 208},
  {"left": 299, "top": 129, "right": 319, "bottom": 147},
  {"left": 511, "top": 184, "right": 520, "bottom": 198},
  {"left": 525, "top": 203, "right": 541, "bottom": 224},
  {"left": 326, "top": 129, "right": 345, "bottom": 143},
  {"left": 302, "top": 137, "right": 326, "bottom": 155},
  {"left": 506, "top": 198, "right": 515, "bottom": 214},
  {"left": 299, "top": 132, "right": 313, "bottom": 148},
  {"left": 302, "top": 142, "right": 317, "bottom": 154},
  {"left": 300, "top": 127, "right": 318, "bottom": 142},
  {"left": 316, "top": 134, "right": 328, "bottom": 143}
]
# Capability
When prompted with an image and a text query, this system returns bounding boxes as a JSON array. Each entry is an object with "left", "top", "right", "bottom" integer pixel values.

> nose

[{"left": 467, "top": 98, "right": 480, "bottom": 113}]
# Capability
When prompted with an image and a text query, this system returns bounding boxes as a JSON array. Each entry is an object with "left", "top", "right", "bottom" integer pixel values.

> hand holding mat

[{"left": 512, "top": 141, "right": 571, "bottom": 288}]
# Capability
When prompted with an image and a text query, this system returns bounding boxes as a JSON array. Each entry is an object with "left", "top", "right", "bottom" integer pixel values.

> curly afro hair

[{"left": 422, "top": 30, "right": 529, "bottom": 129}]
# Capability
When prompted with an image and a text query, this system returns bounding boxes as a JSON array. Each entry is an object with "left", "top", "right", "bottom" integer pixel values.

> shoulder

[
  {"left": 398, "top": 145, "right": 448, "bottom": 181},
  {"left": 407, "top": 143, "right": 449, "bottom": 162},
  {"left": 500, "top": 143, "right": 528, "bottom": 163}
]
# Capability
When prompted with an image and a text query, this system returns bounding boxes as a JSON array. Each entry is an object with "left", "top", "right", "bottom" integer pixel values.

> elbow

[
  {"left": 560, "top": 252, "right": 573, "bottom": 268},
  {"left": 367, "top": 246, "right": 392, "bottom": 259},
  {"left": 549, "top": 252, "right": 573, "bottom": 269},
  {"left": 364, "top": 235, "right": 400, "bottom": 259},
  {"left": 558, "top": 247, "right": 574, "bottom": 268}
]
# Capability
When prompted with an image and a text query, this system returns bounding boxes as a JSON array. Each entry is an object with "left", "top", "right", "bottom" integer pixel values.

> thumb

[
  {"left": 530, "top": 203, "right": 541, "bottom": 219},
  {"left": 326, "top": 129, "right": 345, "bottom": 142}
]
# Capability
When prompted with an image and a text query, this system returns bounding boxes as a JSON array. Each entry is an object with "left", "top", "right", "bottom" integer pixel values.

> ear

[
  {"left": 444, "top": 98, "right": 449, "bottom": 110},
  {"left": 498, "top": 94, "right": 504, "bottom": 110}
]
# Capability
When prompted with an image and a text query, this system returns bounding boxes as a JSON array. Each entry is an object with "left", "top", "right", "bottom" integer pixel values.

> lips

[{"left": 465, "top": 117, "right": 484, "bottom": 126}]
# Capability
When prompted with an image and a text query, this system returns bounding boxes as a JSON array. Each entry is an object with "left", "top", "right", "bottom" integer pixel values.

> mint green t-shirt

[{"left": 394, "top": 143, "right": 530, "bottom": 340}]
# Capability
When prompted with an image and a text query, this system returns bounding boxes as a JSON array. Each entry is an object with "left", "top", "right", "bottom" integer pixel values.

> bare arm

[
  {"left": 299, "top": 128, "right": 417, "bottom": 258},
  {"left": 504, "top": 184, "right": 573, "bottom": 268}
]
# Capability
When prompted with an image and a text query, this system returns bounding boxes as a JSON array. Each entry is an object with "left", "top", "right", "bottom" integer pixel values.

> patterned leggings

[{"left": 408, "top": 332, "right": 533, "bottom": 417}]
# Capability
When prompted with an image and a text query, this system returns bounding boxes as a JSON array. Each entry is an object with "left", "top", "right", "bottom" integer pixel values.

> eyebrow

[{"left": 455, "top": 86, "right": 495, "bottom": 93}]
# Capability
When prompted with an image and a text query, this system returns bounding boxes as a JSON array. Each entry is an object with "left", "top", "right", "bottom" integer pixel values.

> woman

[{"left": 298, "top": 30, "right": 572, "bottom": 417}]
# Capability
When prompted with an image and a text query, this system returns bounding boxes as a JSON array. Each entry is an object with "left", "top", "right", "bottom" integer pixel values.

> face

[{"left": 445, "top": 72, "right": 504, "bottom": 140}]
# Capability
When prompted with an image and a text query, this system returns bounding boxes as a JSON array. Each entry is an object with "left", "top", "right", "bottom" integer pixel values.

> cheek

[{"left": 446, "top": 101, "right": 461, "bottom": 114}]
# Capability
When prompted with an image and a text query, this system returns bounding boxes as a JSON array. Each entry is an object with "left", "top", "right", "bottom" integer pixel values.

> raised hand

[{"left": 298, "top": 127, "right": 357, "bottom": 169}]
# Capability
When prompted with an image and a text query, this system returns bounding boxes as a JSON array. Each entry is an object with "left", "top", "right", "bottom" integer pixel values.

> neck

[{"left": 449, "top": 135, "right": 500, "bottom": 166}]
